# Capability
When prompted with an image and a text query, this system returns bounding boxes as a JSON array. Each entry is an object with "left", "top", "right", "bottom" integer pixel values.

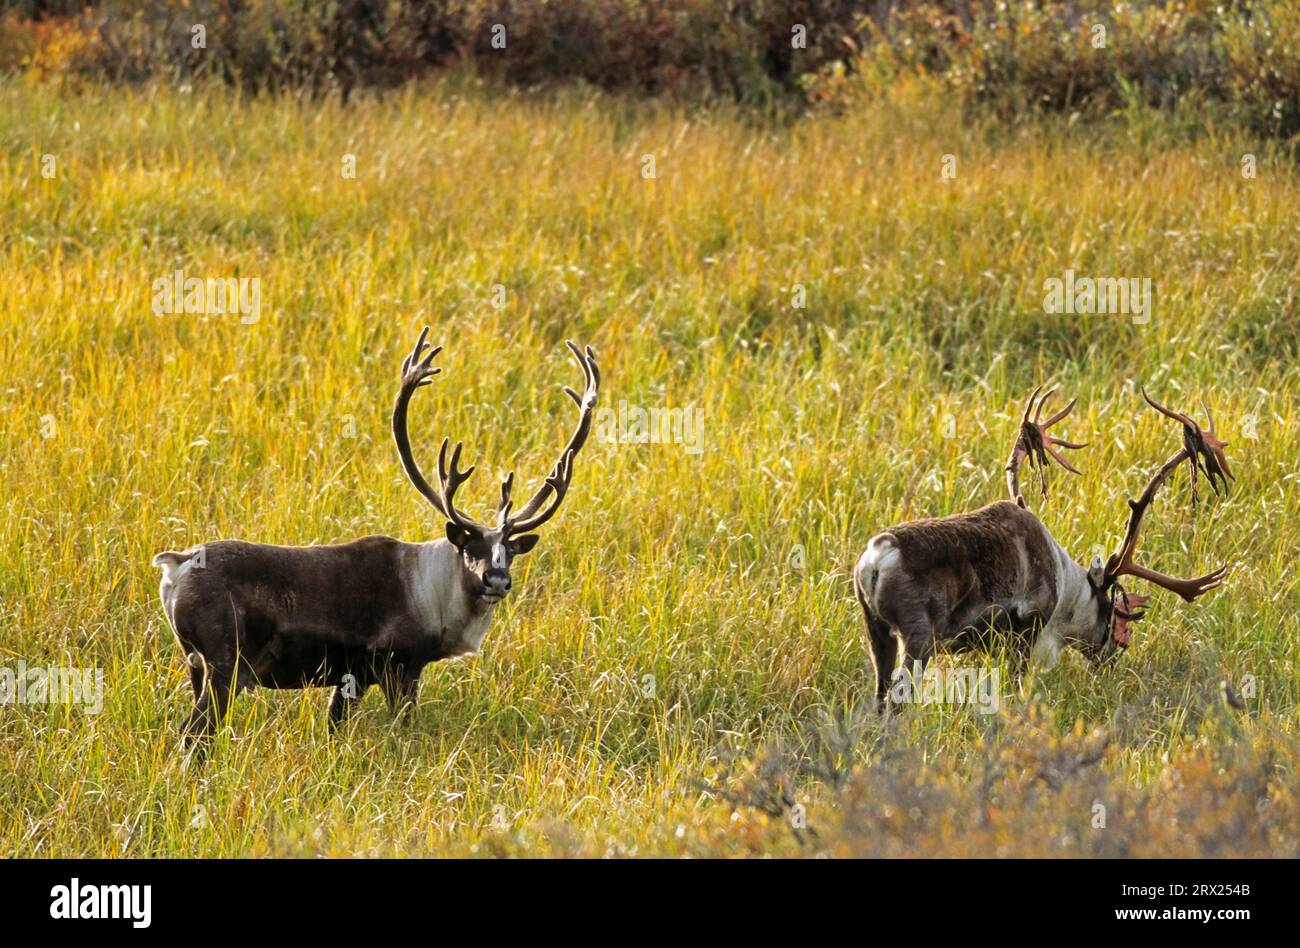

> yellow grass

[{"left": 0, "top": 77, "right": 1296, "bottom": 856}]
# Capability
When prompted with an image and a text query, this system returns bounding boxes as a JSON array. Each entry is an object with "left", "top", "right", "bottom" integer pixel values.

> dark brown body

[
  {"left": 852, "top": 385, "right": 1233, "bottom": 713},
  {"left": 156, "top": 536, "right": 489, "bottom": 736},
  {"left": 853, "top": 500, "right": 1082, "bottom": 710}
]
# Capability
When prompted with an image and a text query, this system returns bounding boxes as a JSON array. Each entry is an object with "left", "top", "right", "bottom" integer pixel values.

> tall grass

[{"left": 0, "top": 78, "right": 1296, "bottom": 856}]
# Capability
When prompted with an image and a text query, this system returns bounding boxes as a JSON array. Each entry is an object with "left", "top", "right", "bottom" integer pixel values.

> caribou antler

[
  {"left": 1005, "top": 385, "right": 1087, "bottom": 507},
  {"left": 392, "top": 327, "right": 449, "bottom": 517},
  {"left": 391, "top": 327, "right": 599, "bottom": 538},
  {"left": 1103, "top": 389, "right": 1230, "bottom": 603},
  {"left": 437, "top": 438, "right": 490, "bottom": 534},
  {"left": 393, "top": 327, "right": 489, "bottom": 531},
  {"left": 1141, "top": 387, "right": 1233, "bottom": 505},
  {"left": 502, "top": 341, "right": 601, "bottom": 535}
]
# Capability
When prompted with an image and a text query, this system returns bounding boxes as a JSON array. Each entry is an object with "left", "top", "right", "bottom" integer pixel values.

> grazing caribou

[
  {"left": 153, "top": 328, "right": 600, "bottom": 741},
  {"left": 853, "top": 387, "right": 1233, "bottom": 712}
]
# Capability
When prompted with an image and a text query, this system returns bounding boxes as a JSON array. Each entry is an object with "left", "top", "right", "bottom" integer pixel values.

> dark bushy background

[{"left": 4, "top": 1, "right": 1299, "bottom": 137}]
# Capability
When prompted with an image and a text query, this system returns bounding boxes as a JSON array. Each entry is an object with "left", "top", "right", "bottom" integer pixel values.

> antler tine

[
  {"left": 1141, "top": 386, "right": 1234, "bottom": 498},
  {"left": 1040, "top": 396, "right": 1077, "bottom": 430},
  {"left": 1141, "top": 387, "right": 1195, "bottom": 428},
  {"left": 1021, "top": 384, "right": 1044, "bottom": 427},
  {"left": 1033, "top": 387, "right": 1057, "bottom": 424},
  {"left": 497, "top": 471, "right": 515, "bottom": 528},
  {"left": 510, "top": 452, "right": 574, "bottom": 535},
  {"left": 1201, "top": 399, "right": 1216, "bottom": 434},
  {"left": 505, "top": 341, "right": 600, "bottom": 535},
  {"left": 561, "top": 341, "right": 595, "bottom": 402},
  {"left": 400, "top": 326, "right": 425, "bottom": 375},
  {"left": 437, "top": 438, "right": 488, "bottom": 533},
  {"left": 1114, "top": 560, "right": 1229, "bottom": 603}
]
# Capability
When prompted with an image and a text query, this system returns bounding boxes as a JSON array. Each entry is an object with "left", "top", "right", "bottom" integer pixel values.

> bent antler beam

[{"left": 1103, "top": 389, "right": 1231, "bottom": 602}]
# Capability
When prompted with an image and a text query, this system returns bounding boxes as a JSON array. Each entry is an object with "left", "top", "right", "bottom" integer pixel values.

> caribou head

[
  {"left": 391, "top": 327, "right": 601, "bottom": 604},
  {"left": 1009, "top": 385, "right": 1231, "bottom": 661}
]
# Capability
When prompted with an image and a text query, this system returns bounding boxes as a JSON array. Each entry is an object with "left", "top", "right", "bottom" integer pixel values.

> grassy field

[{"left": 1, "top": 77, "right": 1297, "bottom": 857}]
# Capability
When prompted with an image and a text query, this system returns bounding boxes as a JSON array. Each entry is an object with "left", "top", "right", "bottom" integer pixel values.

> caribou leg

[
  {"left": 182, "top": 662, "right": 234, "bottom": 746},
  {"left": 863, "top": 609, "right": 898, "bottom": 715},
  {"left": 381, "top": 672, "right": 421, "bottom": 722},
  {"left": 327, "top": 683, "right": 365, "bottom": 732}
]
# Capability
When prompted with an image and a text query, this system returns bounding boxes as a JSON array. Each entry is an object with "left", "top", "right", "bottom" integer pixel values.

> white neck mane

[{"left": 408, "top": 539, "right": 499, "bottom": 657}]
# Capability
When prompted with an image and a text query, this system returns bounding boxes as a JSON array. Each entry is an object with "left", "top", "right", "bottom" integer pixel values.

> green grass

[{"left": 0, "top": 77, "right": 1297, "bottom": 856}]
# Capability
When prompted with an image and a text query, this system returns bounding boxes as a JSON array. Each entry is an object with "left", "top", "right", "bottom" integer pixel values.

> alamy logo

[
  {"left": 151, "top": 270, "right": 261, "bottom": 323},
  {"left": 889, "top": 662, "right": 1000, "bottom": 714},
  {"left": 1042, "top": 268, "right": 1151, "bottom": 324},
  {"left": 0, "top": 662, "right": 103, "bottom": 713},
  {"left": 49, "top": 878, "right": 151, "bottom": 928},
  {"left": 594, "top": 400, "right": 704, "bottom": 455}
]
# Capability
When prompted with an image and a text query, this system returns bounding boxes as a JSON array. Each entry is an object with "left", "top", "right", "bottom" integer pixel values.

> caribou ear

[
  {"left": 510, "top": 534, "right": 540, "bottom": 556},
  {"left": 1088, "top": 554, "right": 1106, "bottom": 588},
  {"left": 446, "top": 521, "right": 473, "bottom": 550}
]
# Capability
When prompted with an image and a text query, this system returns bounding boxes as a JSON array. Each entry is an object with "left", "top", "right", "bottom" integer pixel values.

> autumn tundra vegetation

[{"left": 1, "top": 2, "right": 1297, "bottom": 856}]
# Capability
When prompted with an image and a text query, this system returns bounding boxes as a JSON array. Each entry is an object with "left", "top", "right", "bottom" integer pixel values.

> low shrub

[{"left": 3, "top": 2, "right": 1299, "bottom": 135}]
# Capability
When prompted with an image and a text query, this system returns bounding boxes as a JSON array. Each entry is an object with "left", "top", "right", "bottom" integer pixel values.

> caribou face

[
  {"left": 447, "top": 524, "right": 540, "bottom": 602},
  {"left": 1076, "top": 551, "right": 1152, "bottom": 664},
  {"left": 1067, "top": 555, "right": 1153, "bottom": 665}
]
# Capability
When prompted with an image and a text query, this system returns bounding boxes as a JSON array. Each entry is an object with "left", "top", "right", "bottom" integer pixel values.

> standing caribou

[
  {"left": 153, "top": 328, "right": 600, "bottom": 740},
  {"left": 853, "top": 387, "right": 1233, "bottom": 712}
]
